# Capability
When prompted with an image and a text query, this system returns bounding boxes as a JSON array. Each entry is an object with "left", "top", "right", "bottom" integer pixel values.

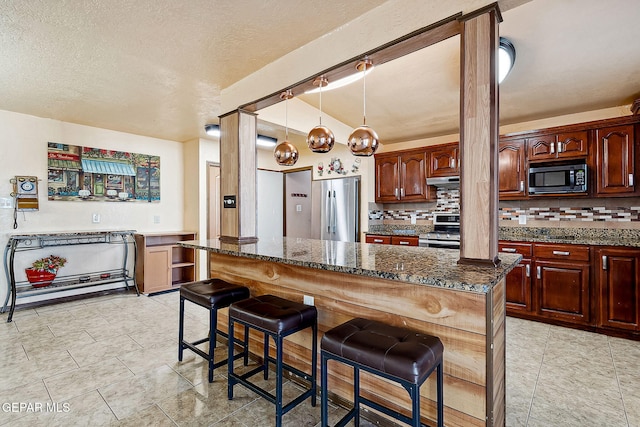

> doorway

[{"left": 284, "top": 169, "right": 312, "bottom": 238}]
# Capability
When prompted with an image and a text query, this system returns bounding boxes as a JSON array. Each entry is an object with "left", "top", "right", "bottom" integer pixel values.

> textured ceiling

[
  {"left": 296, "top": 0, "right": 640, "bottom": 144},
  {"left": 1, "top": 0, "right": 639, "bottom": 145},
  {"left": 0, "top": 0, "right": 386, "bottom": 141}
]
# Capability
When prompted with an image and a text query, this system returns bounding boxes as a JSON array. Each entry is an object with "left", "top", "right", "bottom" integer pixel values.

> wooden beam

[{"left": 458, "top": 5, "right": 501, "bottom": 266}]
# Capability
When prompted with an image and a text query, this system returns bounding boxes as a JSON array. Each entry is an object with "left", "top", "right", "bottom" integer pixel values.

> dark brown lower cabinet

[
  {"left": 502, "top": 240, "right": 640, "bottom": 338},
  {"left": 533, "top": 243, "right": 591, "bottom": 325},
  {"left": 499, "top": 242, "right": 532, "bottom": 313},
  {"left": 535, "top": 259, "right": 591, "bottom": 325},
  {"left": 596, "top": 247, "right": 640, "bottom": 331}
]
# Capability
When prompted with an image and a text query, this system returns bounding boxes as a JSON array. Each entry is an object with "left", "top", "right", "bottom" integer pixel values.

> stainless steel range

[{"left": 419, "top": 213, "right": 460, "bottom": 249}]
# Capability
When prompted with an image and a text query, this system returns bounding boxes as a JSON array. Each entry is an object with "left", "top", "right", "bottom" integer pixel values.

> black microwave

[{"left": 528, "top": 162, "right": 587, "bottom": 194}]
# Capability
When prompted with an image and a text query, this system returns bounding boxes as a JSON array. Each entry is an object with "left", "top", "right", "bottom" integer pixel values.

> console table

[{"left": 2, "top": 230, "right": 138, "bottom": 322}]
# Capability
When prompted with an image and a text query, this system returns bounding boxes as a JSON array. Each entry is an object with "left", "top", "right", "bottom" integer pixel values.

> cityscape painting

[{"left": 47, "top": 142, "right": 160, "bottom": 202}]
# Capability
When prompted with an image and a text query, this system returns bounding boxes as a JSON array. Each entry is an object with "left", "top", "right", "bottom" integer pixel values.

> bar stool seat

[
  {"left": 178, "top": 279, "right": 250, "bottom": 383},
  {"left": 228, "top": 294, "right": 318, "bottom": 427},
  {"left": 321, "top": 317, "right": 444, "bottom": 427}
]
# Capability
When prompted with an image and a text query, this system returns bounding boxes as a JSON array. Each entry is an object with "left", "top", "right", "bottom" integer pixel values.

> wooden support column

[
  {"left": 458, "top": 5, "right": 501, "bottom": 266},
  {"left": 218, "top": 109, "right": 258, "bottom": 243}
]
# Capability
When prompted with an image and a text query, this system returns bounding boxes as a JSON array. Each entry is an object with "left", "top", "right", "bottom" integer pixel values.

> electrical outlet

[
  {"left": 303, "top": 295, "right": 314, "bottom": 306},
  {"left": 92, "top": 213, "right": 101, "bottom": 223},
  {"left": 519, "top": 214, "right": 527, "bottom": 225},
  {"left": 410, "top": 214, "right": 417, "bottom": 225}
]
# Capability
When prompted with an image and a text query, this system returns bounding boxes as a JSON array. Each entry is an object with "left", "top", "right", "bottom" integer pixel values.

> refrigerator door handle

[
  {"left": 332, "top": 190, "right": 337, "bottom": 233},
  {"left": 327, "top": 190, "right": 331, "bottom": 233}
]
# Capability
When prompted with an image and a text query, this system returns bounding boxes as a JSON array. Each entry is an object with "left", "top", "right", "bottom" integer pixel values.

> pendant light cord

[
  {"left": 319, "top": 81, "right": 323, "bottom": 126},
  {"left": 362, "top": 63, "right": 367, "bottom": 126}
]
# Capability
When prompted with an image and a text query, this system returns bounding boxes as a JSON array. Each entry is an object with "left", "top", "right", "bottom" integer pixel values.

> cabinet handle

[
  {"left": 552, "top": 250, "right": 570, "bottom": 256},
  {"left": 373, "top": 239, "right": 384, "bottom": 243},
  {"left": 450, "top": 158, "right": 455, "bottom": 168},
  {"left": 536, "top": 266, "right": 541, "bottom": 279},
  {"left": 395, "top": 188, "right": 399, "bottom": 198},
  {"left": 602, "top": 255, "right": 608, "bottom": 270},
  {"left": 520, "top": 180, "right": 524, "bottom": 192},
  {"left": 502, "top": 248, "right": 517, "bottom": 253},
  {"left": 399, "top": 241, "right": 410, "bottom": 245},
  {"left": 557, "top": 142, "right": 563, "bottom": 153},
  {"left": 630, "top": 174, "right": 634, "bottom": 186},
  {"left": 526, "top": 264, "right": 530, "bottom": 277},
  {"left": 550, "top": 142, "right": 555, "bottom": 154},
  {"left": 401, "top": 188, "right": 405, "bottom": 197}
]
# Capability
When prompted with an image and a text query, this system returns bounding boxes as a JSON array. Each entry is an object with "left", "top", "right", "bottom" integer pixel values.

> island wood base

[{"left": 208, "top": 252, "right": 506, "bottom": 426}]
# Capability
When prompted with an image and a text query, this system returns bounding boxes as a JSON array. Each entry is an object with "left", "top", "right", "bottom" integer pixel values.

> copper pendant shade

[
  {"left": 348, "top": 58, "right": 379, "bottom": 157},
  {"left": 274, "top": 90, "right": 299, "bottom": 166},
  {"left": 273, "top": 141, "right": 299, "bottom": 166},
  {"left": 347, "top": 125, "right": 379, "bottom": 156},
  {"left": 307, "top": 76, "right": 335, "bottom": 153}
]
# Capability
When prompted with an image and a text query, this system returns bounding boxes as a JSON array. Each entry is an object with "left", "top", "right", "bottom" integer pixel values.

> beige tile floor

[{"left": 0, "top": 290, "right": 638, "bottom": 426}]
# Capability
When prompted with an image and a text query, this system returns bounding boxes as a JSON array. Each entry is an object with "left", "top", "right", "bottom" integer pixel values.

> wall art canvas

[{"left": 47, "top": 142, "right": 160, "bottom": 202}]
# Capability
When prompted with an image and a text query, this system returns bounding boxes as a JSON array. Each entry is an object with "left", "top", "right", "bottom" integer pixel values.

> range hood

[{"left": 426, "top": 176, "right": 460, "bottom": 188}]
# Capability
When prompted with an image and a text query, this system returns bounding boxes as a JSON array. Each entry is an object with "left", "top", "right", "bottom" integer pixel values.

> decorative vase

[{"left": 25, "top": 269, "right": 57, "bottom": 288}]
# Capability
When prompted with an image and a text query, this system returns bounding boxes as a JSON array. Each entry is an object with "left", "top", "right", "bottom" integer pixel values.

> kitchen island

[{"left": 179, "top": 237, "right": 521, "bottom": 427}]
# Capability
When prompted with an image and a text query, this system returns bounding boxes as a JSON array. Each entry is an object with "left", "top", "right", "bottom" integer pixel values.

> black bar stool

[
  {"left": 228, "top": 294, "right": 318, "bottom": 427},
  {"left": 178, "top": 279, "right": 250, "bottom": 382},
  {"left": 321, "top": 317, "right": 444, "bottom": 427}
]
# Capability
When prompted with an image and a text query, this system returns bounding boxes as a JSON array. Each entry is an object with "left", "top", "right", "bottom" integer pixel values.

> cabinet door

[
  {"left": 505, "top": 259, "right": 532, "bottom": 313},
  {"left": 428, "top": 144, "right": 459, "bottom": 177},
  {"left": 498, "top": 139, "right": 526, "bottom": 199},
  {"left": 535, "top": 260, "right": 590, "bottom": 324},
  {"left": 400, "top": 151, "right": 427, "bottom": 201},
  {"left": 144, "top": 246, "right": 171, "bottom": 293},
  {"left": 595, "top": 124, "right": 637, "bottom": 196},
  {"left": 597, "top": 248, "right": 640, "bottom": 331},
  {"left": 557, "top": 131, "right": 588, "bottom": 158},
  {"left": 500, "top": 241, "right": 533, "bottom": 312},
  {"left": 375, "top": 154, "right": 400, "bottom": 202},
  {"left": 527, "top": 134, "right": 557, "bottom": 161}
]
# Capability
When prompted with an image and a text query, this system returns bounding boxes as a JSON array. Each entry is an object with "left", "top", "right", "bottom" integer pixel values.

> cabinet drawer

[
  {"left": 366, "top": 235, "right": 391, "bottom": 245},
  {"left": 391, "top": 236, "right": 419, "bottom": 246},
  {"left": 499, "top": 241, "right": 532, "bottom": 257},
  {"left": 533, "top": 243, "right": 590, "bottom": 261}
]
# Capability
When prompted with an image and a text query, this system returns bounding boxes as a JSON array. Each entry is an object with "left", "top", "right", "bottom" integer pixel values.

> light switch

[
  {"left": 92, "top": 213, "right": 101, "bottom": 223},
  {"left": 296, "top": 204, "right": 302, "bottom": 212},
  {"left": 0, "top": 197, "right": 13, "bottom": 209}
]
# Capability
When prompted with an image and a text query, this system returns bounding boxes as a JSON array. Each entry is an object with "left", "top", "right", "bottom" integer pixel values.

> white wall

[{"left": 0, "top": 109, "right": 187, "bottom": 306}]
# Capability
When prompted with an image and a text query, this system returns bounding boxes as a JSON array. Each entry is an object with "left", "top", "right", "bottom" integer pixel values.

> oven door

[{"left": 419, "top": 237, "right": 460, "bottom": 249}]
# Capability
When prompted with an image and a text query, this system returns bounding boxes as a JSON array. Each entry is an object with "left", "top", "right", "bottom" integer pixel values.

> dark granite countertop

[
  {"left": 499, "top": 226, "right": 640, "bottom": 247},
  {"left": 179, "top": 237, "right": 521, "bottom": 294}
]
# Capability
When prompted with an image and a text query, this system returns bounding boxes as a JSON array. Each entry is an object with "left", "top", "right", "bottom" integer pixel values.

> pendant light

[
  {"left": 274, "top": 90, "right": 299, "bottom": 166},
  {"left": 307, "top": 75, "right": 335, "bottom": 153},
  {"left": 347, "top": 58, "right": 379, "bottom": 157}
]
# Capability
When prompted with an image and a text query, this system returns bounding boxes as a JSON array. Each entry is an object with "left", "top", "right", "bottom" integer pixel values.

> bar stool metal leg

[{"left": 178, "top": 296, "right": 185, "bottom": 361}]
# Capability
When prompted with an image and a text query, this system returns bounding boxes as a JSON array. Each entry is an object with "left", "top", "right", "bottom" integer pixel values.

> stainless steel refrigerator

[{"left": 311, "top": 176, "right": 360, "bottom": 242}]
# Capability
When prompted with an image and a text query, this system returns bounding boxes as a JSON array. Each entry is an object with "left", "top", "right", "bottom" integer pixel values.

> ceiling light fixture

[
  {"left": 306, "top": 75, "right": 335, "bottom": 153},
  {"left": 347, "top": 58, "right": 379, "bottom": 157},
  {"left": 274, "top": 90, "right": 299, "bottom": 166},
  {"left": 204, "top": 123, "right": 220, "bottom": 137},
  {"left": 498, "top": 37, "right": 516, "bottom": 84},
  {"left": 304, "top": 67, "right": 374, "bottom": 94}
]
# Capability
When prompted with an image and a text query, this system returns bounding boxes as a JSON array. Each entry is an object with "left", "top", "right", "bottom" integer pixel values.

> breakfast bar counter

[{"left": 179, "top": 237, "right": 521, "bottom": 427}]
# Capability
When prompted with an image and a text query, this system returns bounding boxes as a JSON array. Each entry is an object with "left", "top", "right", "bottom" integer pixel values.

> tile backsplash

[
  {"left": 500, "top": 206, "right": 640, "bottom": 222},
  {"left": 369, "top": 188, "right": 640, "bottom": 223}
]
